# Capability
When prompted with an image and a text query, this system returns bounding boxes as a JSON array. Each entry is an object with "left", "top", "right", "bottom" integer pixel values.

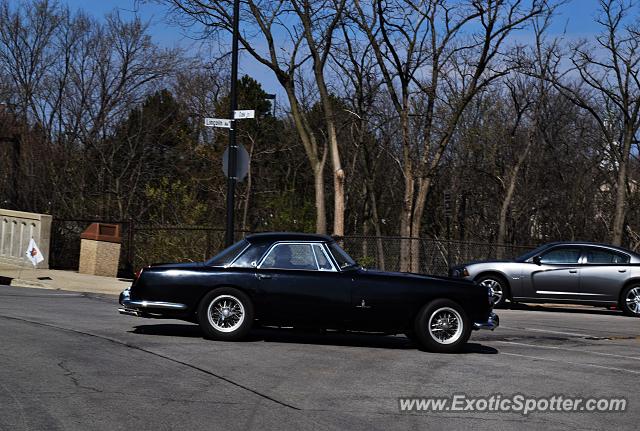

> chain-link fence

[
  {"left": 50, "top": 219, "right": 533, "bottom": 277},
  {"left": 339, "top": 236, "right": 532, "bottom": 276}
]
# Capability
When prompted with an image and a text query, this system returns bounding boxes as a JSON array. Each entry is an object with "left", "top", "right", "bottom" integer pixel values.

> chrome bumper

[
  {"left": 118, "top": 288, "right": 187, "bottom": 317},
  {"left": 473, "top": 312, "right": 499, "bottom": 330}
]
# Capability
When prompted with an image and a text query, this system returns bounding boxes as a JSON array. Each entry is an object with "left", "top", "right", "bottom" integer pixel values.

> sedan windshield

[
  {"left": 206, "top": 240, "right": 248, "bottom": 266},
  {"left": 328, "top": 242, "right": 358, "bottom": 269}
]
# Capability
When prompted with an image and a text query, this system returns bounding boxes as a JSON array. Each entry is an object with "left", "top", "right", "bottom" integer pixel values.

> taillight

[{"left": 135, "top": 268, "right": 143, "bottom": 280}]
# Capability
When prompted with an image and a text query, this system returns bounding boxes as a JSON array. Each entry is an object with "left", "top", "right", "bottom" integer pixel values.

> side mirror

[{"left": 532, "top": 256, "right": 542, "bottom": 266}]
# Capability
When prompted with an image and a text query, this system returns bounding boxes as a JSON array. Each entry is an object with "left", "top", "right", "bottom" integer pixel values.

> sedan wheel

[
  {"left": 414, "top": 299, "right": 471, "bottom": 353},
  {"left": 477, "top": 276, "right": 508, "bottom": 308},
  {"left": 621, "top": 285, "right": 640, "bottom": 317},
  {"left": 198, "top": 288, "right": 254, "bottom": 340}
]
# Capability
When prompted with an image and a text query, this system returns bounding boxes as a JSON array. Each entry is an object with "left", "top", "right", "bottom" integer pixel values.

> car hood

[{"left": 451, "top": 259, "right": 513, "bottom": 270}]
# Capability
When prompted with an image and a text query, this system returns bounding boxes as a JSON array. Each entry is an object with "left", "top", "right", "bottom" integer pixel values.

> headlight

[{"left": 452, "top": 267, "right": 470, "bottom": 277}]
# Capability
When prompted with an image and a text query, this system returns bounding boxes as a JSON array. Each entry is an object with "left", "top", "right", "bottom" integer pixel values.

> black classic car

[{"left": 119, "top": 233, "right": 498, "bottom": 352}]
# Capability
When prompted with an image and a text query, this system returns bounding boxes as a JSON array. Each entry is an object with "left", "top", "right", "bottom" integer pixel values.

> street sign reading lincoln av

[{"left": 204, "top": 118, "right": 232, "bottom": 128}]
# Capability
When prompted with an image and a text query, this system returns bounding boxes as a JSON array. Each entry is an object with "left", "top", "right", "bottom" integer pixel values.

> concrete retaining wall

[{"left": 0, "top": 209, "right": 52, "bottom": 269}]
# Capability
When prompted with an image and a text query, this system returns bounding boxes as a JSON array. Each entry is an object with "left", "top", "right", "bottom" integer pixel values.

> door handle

[
  {"left": 569, "top": 270, "right": 578, "bottom": 274},
  {"left": 256, "top": 274, "right": 272, "bottom": 280},
  {"left": 618, "top": 269, "right": 627, "bottom": 273}
]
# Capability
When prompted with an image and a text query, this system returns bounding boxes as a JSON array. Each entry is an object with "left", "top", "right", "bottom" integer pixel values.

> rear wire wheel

[{"left": 198, "top": 288, "right": 254, "bottom": 340}]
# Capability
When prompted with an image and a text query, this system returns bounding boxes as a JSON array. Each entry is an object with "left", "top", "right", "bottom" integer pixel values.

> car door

[
  {"left": 255, "top": 242, "right": 352, "bottom": 327},
  {"left": 578, "top": 246, "right": 630, "bottom": 302},
  {"left": 531, "top": 246, "right": 582, "bottom": 300}
]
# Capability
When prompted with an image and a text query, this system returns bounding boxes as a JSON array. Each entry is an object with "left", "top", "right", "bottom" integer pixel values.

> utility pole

[{"left": 225, "top": 0, "right": 241, "bottom": 247}]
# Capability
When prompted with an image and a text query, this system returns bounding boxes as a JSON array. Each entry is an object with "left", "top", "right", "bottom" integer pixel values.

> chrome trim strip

[
  {"left": 118, "top": 308, "right": 140, "bottom": 316},
  {"left": 535, "top": 291, "right": 607, "bottom": 296},
  {"left": 122, "top": 298, "right": 188, "bottom": 310}
]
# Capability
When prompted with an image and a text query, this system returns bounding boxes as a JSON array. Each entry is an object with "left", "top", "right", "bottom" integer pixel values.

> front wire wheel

[
  {"left": 428, "top": 307, "right": 464, "bottom": 345},
  {"left": 414, "top": 299, "right": 471, "bottom": 353}
]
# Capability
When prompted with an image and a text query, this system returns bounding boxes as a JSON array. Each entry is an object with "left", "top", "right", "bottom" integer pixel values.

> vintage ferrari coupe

[{"left": 119, "top": 233, "right": 498, "bottom": 352}]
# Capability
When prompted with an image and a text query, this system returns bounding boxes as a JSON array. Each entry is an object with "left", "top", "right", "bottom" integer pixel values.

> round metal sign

[{"left": 222, "top": 144, "right": 250, "bottom": 182}]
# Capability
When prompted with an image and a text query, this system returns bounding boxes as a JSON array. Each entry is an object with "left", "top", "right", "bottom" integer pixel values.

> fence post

[
  {"left": 127, "top": 218, "right": 135, "bottom": 272},
  {"left": 206, "top": 230, "right": 212, "bottom": 260}
]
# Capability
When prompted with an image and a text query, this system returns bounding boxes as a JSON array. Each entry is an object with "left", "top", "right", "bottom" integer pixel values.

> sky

[{"left": 60, "top": 0, "right": 609, "bottom": 101}]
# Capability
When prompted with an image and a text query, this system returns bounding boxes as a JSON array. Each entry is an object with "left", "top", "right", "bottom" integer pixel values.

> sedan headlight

[{"left": 451, "top": 267, "right": 470, "bottom": 278}]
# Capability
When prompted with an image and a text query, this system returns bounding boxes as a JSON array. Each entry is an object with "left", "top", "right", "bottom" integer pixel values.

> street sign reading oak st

[
  {"left": 204, "top": 118, "right": 232, "bottom": 128},
  {"left": 233, "top": 109, "right": 255, "bottom": 119}
]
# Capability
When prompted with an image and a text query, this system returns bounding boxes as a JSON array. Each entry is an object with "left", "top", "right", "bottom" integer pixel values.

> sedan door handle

[
  {"left": 256, "top": 274, "right": 272, "bottom": 280},
  {"left": 569, "top": 270, "right": 578, "bottom": 274},
  {"left": 618, "top": 269, "right": 627, "bottom": 273}
]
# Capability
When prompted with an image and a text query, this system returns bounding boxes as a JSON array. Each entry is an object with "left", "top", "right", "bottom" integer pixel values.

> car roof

[
  {"left": 245, "top": 232, "right": 334, "bottom": 244},
  {"left": 542, "top": 241, "right": 639, "bottom": 256}
]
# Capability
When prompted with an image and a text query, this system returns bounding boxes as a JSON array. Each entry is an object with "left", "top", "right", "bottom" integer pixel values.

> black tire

[
  {"left": 476, "top": 274, "right": 509, "bottom": 308},
  {"left": 198, "top": 287, "right": 254, "bottom": 340},
  {"left": 620, "top": 284, "right": 640, "bottom": 317},
  {"left": 413, "top": 299, "right": 471, "bottom": 353}
]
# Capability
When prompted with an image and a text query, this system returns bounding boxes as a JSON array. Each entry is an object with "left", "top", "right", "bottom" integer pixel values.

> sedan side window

[
  {"left": 261, "top": 244, "right": 319, "bottom": 270},
  {"left": 584, "top": 248, "right": 630, "bottom": 264},
  {"left": 539, "top": 248, "right": 581, "bottom": 264}
]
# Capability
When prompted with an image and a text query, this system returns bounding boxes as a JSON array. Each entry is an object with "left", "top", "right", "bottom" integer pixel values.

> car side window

[
  {"left": 584, "top": 248, "right": 630, "bottom": 264},
  {"left": 260, "top": 244, "right": 319, "bottom": 270},
  {"left": 313, "top": 244, "right": 334, "bottom": 271},
  {"left": 539, "top": 248, "right": 581, "bottom": 264}
]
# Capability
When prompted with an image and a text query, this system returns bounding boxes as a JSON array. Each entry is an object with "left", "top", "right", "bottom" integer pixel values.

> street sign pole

[{"left": 225, "top": 0, "right": 241, "bottom": 247}]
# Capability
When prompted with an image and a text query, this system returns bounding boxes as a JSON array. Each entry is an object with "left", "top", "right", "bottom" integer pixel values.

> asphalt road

[{"left": 0, "top": 285, "right": 638, "bottom": 431}]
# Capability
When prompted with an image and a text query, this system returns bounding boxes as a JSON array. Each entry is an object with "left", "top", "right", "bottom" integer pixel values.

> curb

[{"left": 10, "top": 278, "right": 48, "bottom": 289}]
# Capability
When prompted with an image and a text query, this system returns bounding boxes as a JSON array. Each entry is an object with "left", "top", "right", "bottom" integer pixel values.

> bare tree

[
  {"left": 352, "top": 0, "right": 553, "bottom": 271},
  {"left": 530, "top": 0, "right": 640, "bottom": 245},
  {"left": 165, "top": 0, "right": 336, "bottom": 234}
]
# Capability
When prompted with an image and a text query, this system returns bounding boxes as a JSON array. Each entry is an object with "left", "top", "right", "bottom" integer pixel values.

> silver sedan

[{"left": 450, "top": 242, "right": 640, "bottom": 317}]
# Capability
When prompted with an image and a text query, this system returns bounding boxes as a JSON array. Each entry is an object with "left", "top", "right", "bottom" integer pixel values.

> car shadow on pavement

[{"left": 130, "top": 324, "right": 498, "bottom": 353}]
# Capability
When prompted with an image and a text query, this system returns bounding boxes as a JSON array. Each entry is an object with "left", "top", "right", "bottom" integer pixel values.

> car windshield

[
  {"left": 515, "top": 244, "right": 551, "bottom": 262},
  {"left": 328, "top": 242, "right": 358, "bottom": 269},
  {"left": 206, "top": 240, "right": 249, "bottom": 266}
]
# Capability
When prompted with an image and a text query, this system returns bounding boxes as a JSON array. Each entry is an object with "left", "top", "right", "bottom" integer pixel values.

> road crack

[{"left": 56, "top": 361, "right": 102, "bottom": 393}]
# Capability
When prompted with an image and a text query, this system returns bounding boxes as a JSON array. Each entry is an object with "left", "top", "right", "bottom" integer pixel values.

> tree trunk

[
  {"left": 611, "top": 132, "right": 632, "bottom": 245},
  {"left": 496, "top": 137, "right": 533, "bottom": 257},
  {"left": 399, "top": 108, "right": 414, "bottom": 272},
  {"left": 314, "top": 69, "right": 345, "bottom": 237},
  {"left": 284, "top": 84, "right": 327, "bottom": 234}
]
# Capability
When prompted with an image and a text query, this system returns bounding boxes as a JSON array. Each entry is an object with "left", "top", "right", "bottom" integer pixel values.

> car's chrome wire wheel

[
  {"left": 625, "top": 287, "right": 640, "bottom": 315},
  {"left": 428, "top": 307, "right": 464, "bottom": 345},
  {"left": 480, "top": 279, "right": 503, "bottom": 305},
  {"left": 207, "top": 295, "right": 245, "bottom": 333}
]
